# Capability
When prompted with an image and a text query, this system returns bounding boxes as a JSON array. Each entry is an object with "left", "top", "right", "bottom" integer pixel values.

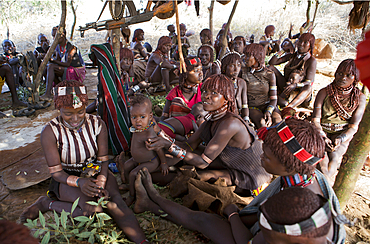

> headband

[
  {"left": 220, "top": 51, "right": 242, "bottom": 61},
  {"left": 257, "top": 118, "right": 324, "bottom": 166},
  {"left": 53, "top": 86, "right": 87, "bottom": 109},
  {"left": 259, "top": 196, "right": 331, "bottom": 236},
  {"left": 185, "top": 57, "right": 201, "bottom": 66}
]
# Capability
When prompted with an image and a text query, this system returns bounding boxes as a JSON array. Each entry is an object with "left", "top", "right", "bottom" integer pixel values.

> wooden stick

[
  {"left": 70, "top": 0, "right": 77, "bottom": 41},
  {"left": 208, "top": 0, "right": 215, "bottom": 42},
  {"left": 174, "top": 0, "right": 186, "bottom": 73},
  {"left": 219, "top": 0, "right": 238, "bottom": 59}
]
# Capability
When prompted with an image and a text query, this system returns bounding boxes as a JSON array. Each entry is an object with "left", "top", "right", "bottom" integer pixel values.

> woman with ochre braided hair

[
  {"left": 20, "top": 80, "right": 149, "bottom": 244},
  {"left": 148, "top": 74, "right": 271, "bottom": 194},
  {"left": 312, "top": 59, "right": 366, "bottom": 183}
]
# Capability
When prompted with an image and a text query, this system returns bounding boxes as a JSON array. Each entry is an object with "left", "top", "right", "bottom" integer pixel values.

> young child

[
  {"left": 167, "top": 24, "right": 176, "bottom": 39},
  {"left": 120, "top": 47, "right": 134, "bottom": 90},
  {"left": 2, "top": 39, "right": 22, "bottom": 87},
  {"left": 278, "top": 69, "right": 306, "bottom": 108},
  {"left": 312, "top": 59, "right": 366, "bottom": 183},
  {"left": 121, "top": 94, "right": 167, "bottom": 206},
  {"left": 158, "top": 102, "right": 206, "bottom": 141},
  {"left": 172, "top": 23, "right": 190, "bottom": 61},
  {"left": 220, "top": 51, "right": 249, "bottom": 122}
]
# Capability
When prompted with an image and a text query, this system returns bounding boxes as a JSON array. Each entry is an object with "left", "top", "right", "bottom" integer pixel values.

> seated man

[
  {"left": 231, "top": 36, "right": 246, "bottom": 56},
  {"left": 40, "top": 28, "right": 85, "bottom": 101},
  {"left": 2, "top": 39, "right": 22, "bottom": 87},
  {"left": 171, "top": 23, "right": 190, "bottom": 61},
  {"left": 259, "top": 25, "right": 281, "bottom": 56},
  {"left": 198, "top": 44, "right": 220, "bottom": 81},
  {"left": 34, "top": 33, "right": 50, "bottom": 67},
  {"left": 157, "top": 102, "right": 206, "bottom": 141}
]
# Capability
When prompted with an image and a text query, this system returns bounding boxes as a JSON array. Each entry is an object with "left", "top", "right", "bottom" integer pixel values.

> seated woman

[
  {"left": 312, "top": 59, "right": 366, "bottom": 183},
  {"left": 220, "top": 51, "right": 249, "bottom": 122},
  {"left": 134, "top": 170, "right": 342, "bottom": 244},
  {"left": 40, "top": 29, "right": 85, "bottom": 101},
  {"left": 145, "top": 36, "right": 177, "bottom": 93},
  {"left": 131, "top": 29, "right": 150, "bottom": 85},
  {"left": 239, "top": 115, "right": 346, "bottom": 244},
  {"left": 171, "top": 23, "right": 190, "bottom": 61},
  {"left": 160, "top": 57, "right": 203, "bottom": 120},
  {"left": 198, "top": 44, "right": 220, "bottom": 81},
  {"left": 199, "top": 28, "right": 217, "bottom": 62},
  {"left": 269, "top": 33, "right": 317, "bottom": 109},
  {"left": 20, "top": 80, "right": 149, "bottom": 244},
  {"left": 242, "top": 43, "right": 280, "bottom": 128},
  {"left": 148, "top": 74, "right": 272, "bottom": 193}
]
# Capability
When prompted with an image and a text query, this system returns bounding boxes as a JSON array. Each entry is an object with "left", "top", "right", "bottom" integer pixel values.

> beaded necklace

[
  {"left": 130, "top": 121, "right": 154, "bottom": 133},
  {"left": 204, "top": 103, "right": 228, "bottom": 121},
  {"left": 281, "top": 173, "right": 316, "bottom": 188}
]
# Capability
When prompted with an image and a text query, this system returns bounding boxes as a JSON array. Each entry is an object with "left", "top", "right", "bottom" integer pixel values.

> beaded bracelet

[
  {"left": 266, "top": 105, "right": 274, "bottom": 114},
  {"left": 132, "top": 85, "right": 140, "bottom": 93},
  {"left": 168, "top": 143, "right": 187, "bottom": 159}
]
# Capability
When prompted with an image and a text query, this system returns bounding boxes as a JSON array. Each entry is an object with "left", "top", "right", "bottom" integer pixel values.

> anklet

[{"left": 49, "top": 200, "right": 55, "bottom": 210}]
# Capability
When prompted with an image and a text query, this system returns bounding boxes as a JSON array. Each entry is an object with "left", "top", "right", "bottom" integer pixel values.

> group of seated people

[{"left": 17, "top": 21, "right": 368, "bottom": 244}]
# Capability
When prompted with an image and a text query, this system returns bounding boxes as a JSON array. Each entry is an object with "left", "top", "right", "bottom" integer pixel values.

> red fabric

[
  {"left": 166, "top": 84, "right": 202, "bottom": 108},
  {"left": 158, "top": 123, "right": 176, "bottom": 139},
  {"left": 174, "top": 113, "right": 196, "bottom": 135},
  {"left": 356, "top": 30, "right": 370, "bottom": 88}
]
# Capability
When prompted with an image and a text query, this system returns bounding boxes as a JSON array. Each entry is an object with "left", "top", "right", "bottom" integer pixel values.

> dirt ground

[{"left": 0, "top": 51, "right": 370, "bottom": 243}]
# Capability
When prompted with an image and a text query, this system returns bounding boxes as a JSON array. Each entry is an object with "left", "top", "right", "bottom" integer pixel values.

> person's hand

[
  {"left": 97, "top": 189, "right": 110, "bottom": 200},
  {"left": 0, "top": 56, "right": 8, "bottom": 65},
  {"left": 290, "top": 23, "right": 294, "bottom": 31},
  {"left": 78, "top": 178, "right": 101, "bottom": 197},
  {"left": 333, "top": 136, "right": 342, "bottom": 151},
  {"left": 282, "top": 83, "right": 297, "bottom": 95},
  {"left": 223, "top": 204, "right": 239, "bottom": 219},
  {"left": 324, "top": 137, "right": 334, "bottom": 152},
  {"left": 264, "top": 112, "right": 272, "bottom": 127},
  {"left": 145, "top": 137, "right": 170, "bottom": 151},
  {"left": 160, "top": 163, "right": 169, "bottom": 175}
]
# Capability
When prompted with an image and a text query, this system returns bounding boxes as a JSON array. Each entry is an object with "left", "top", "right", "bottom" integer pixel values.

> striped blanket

[{"left": 91, "top": 43, "right": 131, "bottom": 155}]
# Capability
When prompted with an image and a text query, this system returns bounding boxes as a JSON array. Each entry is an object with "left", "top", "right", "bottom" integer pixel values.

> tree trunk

[
  {"left": 219, "top": 0, "right": 238, "bottom": 59},
  {"left": 33, "top": 0, "right": 67, "bottom": 102},
  {"left": 333, "top": 101, "right": 370, "bottom": 208},
  {"left": 208, "top": 0, "right": 215, "bottom": 42}
]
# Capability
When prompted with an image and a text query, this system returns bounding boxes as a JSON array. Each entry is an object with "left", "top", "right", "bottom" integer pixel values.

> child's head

[
  {"left": 37, "top": 34, "right": 50, "bottom": 51},
  {"left": 179, "top": 57, "right": 203, "bottom": 87},
  {"left": 232, "top": 36, "right": 246, "bottom": 54},
  {"left": 221, "top": 51, "right": 242, "bottom": 80},
  {"left": 2, "top": 39, "right": 15, "bottom": 54},
  {"left": 260, "top": 117, "right": 325, "bottom": 176},
  {"left": 260, "top": 187, "right": 332, "bottom": 243},
  {"left": 201, "top": 74, "right": 237, "bottom": 114},
  {"left": 129, "top": 94, "right": 153, "bottom": 130},
  {"left": 288, "top": 69, "right": 305, "bottom": 85},
  {"left": 167, "top": 24, "right": 175, "bottom": 33},
  {"left": 191, "top": 102, "right": 207, "bottom": 127},
  {"left": 200, "top": 28, "right": 212, "bottom": 45},
  {"left": 198, "top": 45, "right": 213, "bottom": 66},
  {"left": 281, "top": 38, "right": 294, "bottom": 53},
  {"left": 243, "top": 43, "right": 265, "bottom": 69},
  {"left": 179, "top": 23, "right": 187, "bottom": 37},
  {"left": 132, "top": 29, "right": 144, "bottom": 42},
  {"left": 264, "top": 25, "right": 275, "bottom": 37},
  {"left": 120, "top": 47, "right": 134, "bottom": 72},
  {"left": 334, "top": 59, "right": 359, "bottom": 87}
]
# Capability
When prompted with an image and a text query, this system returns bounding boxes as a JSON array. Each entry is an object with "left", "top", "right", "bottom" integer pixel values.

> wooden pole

[
  {"left": 333, "top": 101, "right": 370, "bottom": 208},
  {"left": 208, "top": 0, "right": 215, "bottom": 42},
  {"left": 219, "top": 0, "right": 238, "bottom": 59},
  {"left": 70, "top": 0, "right": 77, "bottom": 41},
  {"left": 174, "top": 0, "right": 186, "bottom": 73},
  {"left": 33, "top": 0, "right": 67, "bottom": 102},
  {"left": 112, "top": 0, "right": 121, "bottom": 73}
]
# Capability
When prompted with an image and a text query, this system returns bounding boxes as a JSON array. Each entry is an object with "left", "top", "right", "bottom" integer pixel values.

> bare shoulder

[{"left": 218, "top": 115, "right": 245, "bottom": 132}]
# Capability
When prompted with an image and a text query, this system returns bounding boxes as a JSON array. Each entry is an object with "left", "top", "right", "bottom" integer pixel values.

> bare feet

[
  {"left": 124, "top": 195, "right": 135, "bottom": 207},
  {"left": 119, "top": 183, "right": 129, "bottom": 191},
  {"left": 140, "top": 168, "right": 161, "bottom": 201},
  {"left": 20, "top": 196, "right": 51, "bottom": 223},
  {"left": 133, "top": 173, "right": 151, "bottom": 214}
]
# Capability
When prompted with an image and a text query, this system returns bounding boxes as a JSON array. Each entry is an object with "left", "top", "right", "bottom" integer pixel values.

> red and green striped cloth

[{"left": 91, "top": 43, "right": 131, "bottom": 155}]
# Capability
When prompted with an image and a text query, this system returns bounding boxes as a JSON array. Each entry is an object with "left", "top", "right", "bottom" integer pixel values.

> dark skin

[
  {"left": 278, "top": 72, "right": 305, "bottom": 107},
  {"left": 145, "top": 42, "right": 177, "bottom": 93},
  {"left": 40, "top": 31, "right": 78, "bottom": 101},
  {"left": 133, "top": 166, "right": 332, "bottom": 244},
  {"left": 149, "top": 88, "right": 252, "bottom": 185},
  {"left": 199, "top": 47, "right": 220, "bottom": 81},
  {"left": 312, "top": 71, "right": 366, "bottom": 182},
  {"left": 259, "top": 29, "right": 282, "bottom": 55},
  {"left": 132, "top": 32, "right": 149, "bottom": 60},
  {"left": 120, "top": 103, "right": 167, "bottom": 206},
  {"left": 269, "top": 38, "right": 316, "bottom": 108},
  {"left": 231, "top": 39, "right": 245, "bottom": 55},
  {"left": 224, "top": 59, "right": 248, "bottom": 119},
  {"left": 34, "top": 34, "right": 50, "bottom": 65},
  {"left": 244, "top": 53, "right": 278, "bottom": 128},
  {"left": 160, "top": 65, "right": 203, "bottom": 121},
  {"left": 20, "top": 105, "right": 149, "bottom": 244}
]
